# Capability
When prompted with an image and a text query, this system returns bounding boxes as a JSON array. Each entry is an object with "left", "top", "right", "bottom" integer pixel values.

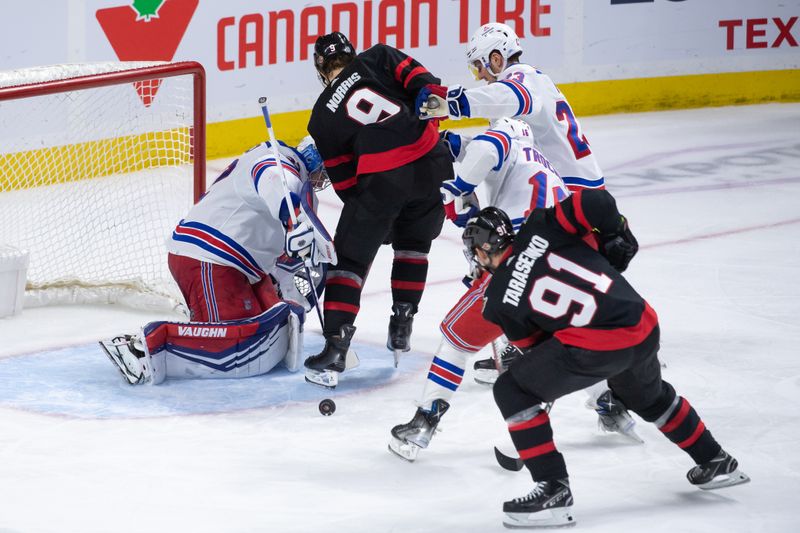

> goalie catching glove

[{"left": 416, "top": 84, "right": 470, "bottom": 120}]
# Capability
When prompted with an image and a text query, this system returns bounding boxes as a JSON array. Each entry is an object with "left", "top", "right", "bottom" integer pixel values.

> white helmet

[
  {"left": 466, "top": 23, "right": 522, "bottom": 78},
  {"left": 490, "top": 118, "right": 534, "bottom": 149}
]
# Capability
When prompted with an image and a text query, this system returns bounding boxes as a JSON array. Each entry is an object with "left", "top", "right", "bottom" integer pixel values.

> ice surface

[{"left": 1, "top": 104, "right": 798, "bottom": 532}]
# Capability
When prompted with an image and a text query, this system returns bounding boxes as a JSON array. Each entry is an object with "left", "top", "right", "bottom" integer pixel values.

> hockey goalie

[{"left": 100, "top": 137, "right": 334, "bottom": 384}]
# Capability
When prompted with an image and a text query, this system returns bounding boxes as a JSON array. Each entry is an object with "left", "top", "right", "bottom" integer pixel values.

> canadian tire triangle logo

[{"left": 96, "top": 0, "right": 198, "bottom": 106}]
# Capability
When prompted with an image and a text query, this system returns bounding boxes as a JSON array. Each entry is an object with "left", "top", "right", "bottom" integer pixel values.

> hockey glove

[
  {"left": 417, "top": 84, "right": 470, "bottom": 120},
  {"left": 285, "top": 214, "right": 316, "bottom": 262},
  {"left": 441, "top": 181, "right": 479, "bottom": 228},
  {"left": 440, "top": 130, "right": 462, "bottom": 161},
  {"left": 600, "top": 216, "right": 638, "bottom": 272}
]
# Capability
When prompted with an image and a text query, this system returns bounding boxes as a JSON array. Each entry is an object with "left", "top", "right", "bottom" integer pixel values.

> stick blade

[{"left": 494, "top": 446, "right": 524, "bottom": 472}]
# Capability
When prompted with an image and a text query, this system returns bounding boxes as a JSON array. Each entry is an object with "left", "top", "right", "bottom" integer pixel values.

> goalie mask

[
  {"left": 462, "top": 207, "right": 515, "bottom": 270},
  {"left": 296, "top": 136, "right": 330, "bottom": 191},
  {"left": 466, "top": 23, "right": 522, "bottom": 80},
  {"left": 313, "top": 32, "right": 356, "bottom": 86}
]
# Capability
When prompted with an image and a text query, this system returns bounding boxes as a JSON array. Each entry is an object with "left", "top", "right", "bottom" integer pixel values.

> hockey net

[{"left": 0, "top": 61, "right": 205, "bottom": 311}]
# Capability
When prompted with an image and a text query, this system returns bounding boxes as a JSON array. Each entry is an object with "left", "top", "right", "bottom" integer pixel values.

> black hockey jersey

[
  {"left": 482, "top": 189, "right": 658, "bottom": 352},
  {"left": 307, "top": 43, "right": 440, "bottom": 196}
]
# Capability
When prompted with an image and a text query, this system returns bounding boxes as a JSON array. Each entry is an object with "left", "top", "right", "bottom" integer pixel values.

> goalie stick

[
  {"left": 258, "top": 97, "right": 325, "bottom": 328},
  {"left": 495, "top": 402, "right": 554, "bottom": 472}
]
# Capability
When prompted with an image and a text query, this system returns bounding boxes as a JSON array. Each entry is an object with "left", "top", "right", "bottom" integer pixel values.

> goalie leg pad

[{"left": 142, "top": 302, "right": 306, "bottom": 384}]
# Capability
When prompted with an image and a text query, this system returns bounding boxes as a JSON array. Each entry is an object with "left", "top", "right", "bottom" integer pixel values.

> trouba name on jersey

[
  {"left": 177, "top": 326, "right": 228, "bottom": 338},
  {"left": 326, "top": 72, "right": 362, "bottom": 112},
  {"left": 502, "top": 235, "right": 549, "bottom": 306}
]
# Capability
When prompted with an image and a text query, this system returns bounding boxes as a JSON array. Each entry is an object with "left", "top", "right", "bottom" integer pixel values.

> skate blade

[
  {"left": 388, "top": 438, "right": 420, "bottom": 462},
  {"left": 304, "top": 368, "right": 338, "bottom": 389},
  {"left": 474, "top": 368, "right": 499, "bottom": 386},
  {"left": 503, "top": 507, "right": 576, "bottom": 529},
  {"left": 697, "top": 469, "right": 751, "bottom": 490},
  {"left": 393, "top": 350, "right": 400, "bottom": 368},
  {"left": 619, "top": 427, "right": 645, "bottom": 444},
  {"left": 98, "top": 341, "right": 143, "bottom": 385},
  {"left": 598, "top": 418, "right": 644, "bottom": 444},
  {"left": 344, "top": 349, "right": 360, "bottom": 370}
]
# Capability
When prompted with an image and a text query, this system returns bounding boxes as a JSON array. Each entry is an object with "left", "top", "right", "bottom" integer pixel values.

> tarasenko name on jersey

[
  {"left": 326, "top": 72, "right": 362, "bottom": 112},
  {"left": 503, "top": 235, "right": 550, "bottom": 306}
]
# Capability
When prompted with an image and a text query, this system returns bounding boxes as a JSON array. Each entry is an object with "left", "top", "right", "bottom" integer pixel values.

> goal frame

[
  {"left": 0, "top": 61, "right": 207, "bottom": 310},
  {"left": 0, "top": 60, "right": 206, "bottom": 202}
]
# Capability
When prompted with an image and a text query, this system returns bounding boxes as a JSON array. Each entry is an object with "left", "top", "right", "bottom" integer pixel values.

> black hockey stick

[
  {"left": 258, "top": 96, "right": 325, "bottom": 329},
  {"left": 494, "top": 402, "right": 554, "bottom": 472},
  {"left": 494, "top": 446, "right": 524, "bottom": 472}
]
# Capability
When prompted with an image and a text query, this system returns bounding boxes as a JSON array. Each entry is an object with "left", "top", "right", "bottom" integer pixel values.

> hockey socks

[
  {"left": 390, "top": 250, "right": 428, "bottom": 310},
  {"left": 654, "top": 394, "right": 721, "bottom": 464},
  {"left": 322, "top": 268, "right": 364, "bottom": 338}
]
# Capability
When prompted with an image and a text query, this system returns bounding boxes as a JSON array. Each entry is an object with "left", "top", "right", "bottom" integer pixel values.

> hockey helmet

[
  {"left": 490, "top": 118, "right": 534, "bottom": 149},
  {"left": 313, "top": 32, "right": 356, "bottom": 84},
  {"left": 466, "top": 23, "right": 523, "bottom": 79},
  {"left": 296, "top": 136, "right": 330, "bottom": 191},
  {"left": 462, "top": 207, "right": 515, "bottom": 267}
]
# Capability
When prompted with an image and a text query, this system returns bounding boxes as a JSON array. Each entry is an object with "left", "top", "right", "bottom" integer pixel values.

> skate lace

[{"left": 514, "top": 482, "right": 547, "bottom": 503}]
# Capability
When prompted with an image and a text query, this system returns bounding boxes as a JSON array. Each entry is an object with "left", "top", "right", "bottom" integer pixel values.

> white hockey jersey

[
  {"left": 166, "top": 142, "right": 306, "bottom": 284},
  {"left": 454, "top": 127, "right": 569, "bottom": 230},
  {"left": 462, "top": 64, "right": 605, "bottom": 190}
]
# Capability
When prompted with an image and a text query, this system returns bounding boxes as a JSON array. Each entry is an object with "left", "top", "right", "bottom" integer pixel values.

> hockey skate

[
  {"left": 388, "top": 399, "right": 450, "bottom": 462},
  {"left": 387, "top": 302, "right": 414, "bottom": 368},
  {"left": 474, "top": 344, "right": 522, "bottom": 386},
  {"left": 304, "top": 324, "right": 358, "bottom": 389},
  {"left": 473, "top": 356, "right": 501, "bottom": 385},
  {"left": 502, "top": 478, "right": 575, "bottom": 529},
  {"left": 589, "top": 390, "right": 644, "bottom": 444},
  {"left": 99, "top": 335, "right": 150, "bottom": 385},
  {"left": 687, "top": 450, "right": 750, "bottom": 490}
]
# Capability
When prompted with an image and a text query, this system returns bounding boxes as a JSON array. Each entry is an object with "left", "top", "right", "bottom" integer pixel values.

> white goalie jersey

[
  {"left": 462, "top": 64, "right": 605, "bottom": 191},
  {"left": 166, "top": 142, "right": 306, "bottom": 284},
  {"left": 454, "top": 120, "right": 570, "bottom": 229}
]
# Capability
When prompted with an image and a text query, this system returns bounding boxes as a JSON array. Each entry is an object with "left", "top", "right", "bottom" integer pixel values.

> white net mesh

[{"left": 0, "top": 62, "right": 199, "bottom": 311}]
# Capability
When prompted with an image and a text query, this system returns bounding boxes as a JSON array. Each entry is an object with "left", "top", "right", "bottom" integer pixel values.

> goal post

[{"left": 0, "top": 61, "right": 206, "bottom": 311}]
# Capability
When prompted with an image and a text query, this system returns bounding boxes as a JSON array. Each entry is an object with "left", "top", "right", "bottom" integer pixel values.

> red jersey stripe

[
  {"left": 394, "top": 57, "right": 413, "bottom": 82},
  {"left": 332, "top": 176, "right": 358, "bottom": 191},
  {"left": 325, "top": 153, "right": 355, "bottom": 167},
  {"left": 572, "top": 189, "right": 594, "bottom": 233},
  {"left": 356, "top": 122, "right": 439, "bottom": 175},
  {"left": 403, "top": 66, "right": 428, "bottom": 88},
  {"left": 555, "top": 201, "right": 578, "bottom": 234},
  {"left": 554, "top": 301, "right": 659, "bottom": 351}
]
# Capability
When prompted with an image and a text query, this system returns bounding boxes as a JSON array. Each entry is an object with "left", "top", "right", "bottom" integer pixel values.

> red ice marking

[
  {"left": 615, "top": 176, "right": 800, "bottom": 199},
  {"left": 642, "top": 216, "right": 800, "bottom": 250}
]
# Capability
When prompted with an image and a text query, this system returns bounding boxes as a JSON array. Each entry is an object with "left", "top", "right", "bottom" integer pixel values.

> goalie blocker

[{"left": 100, "top": 301, "right": 304, "bottom": 385}]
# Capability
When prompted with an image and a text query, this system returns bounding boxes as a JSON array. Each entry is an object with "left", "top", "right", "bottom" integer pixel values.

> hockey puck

[{"left": 319, "top": 398, "right": 336, "bottom": 416}]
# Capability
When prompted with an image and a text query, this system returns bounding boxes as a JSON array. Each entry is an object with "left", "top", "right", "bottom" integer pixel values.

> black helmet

[
  {"left": 314, "top": 32, "right": 355, "bottom": 82},
  {"left": 462, "top": 207, "right": 515, "bottom": 258}
]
